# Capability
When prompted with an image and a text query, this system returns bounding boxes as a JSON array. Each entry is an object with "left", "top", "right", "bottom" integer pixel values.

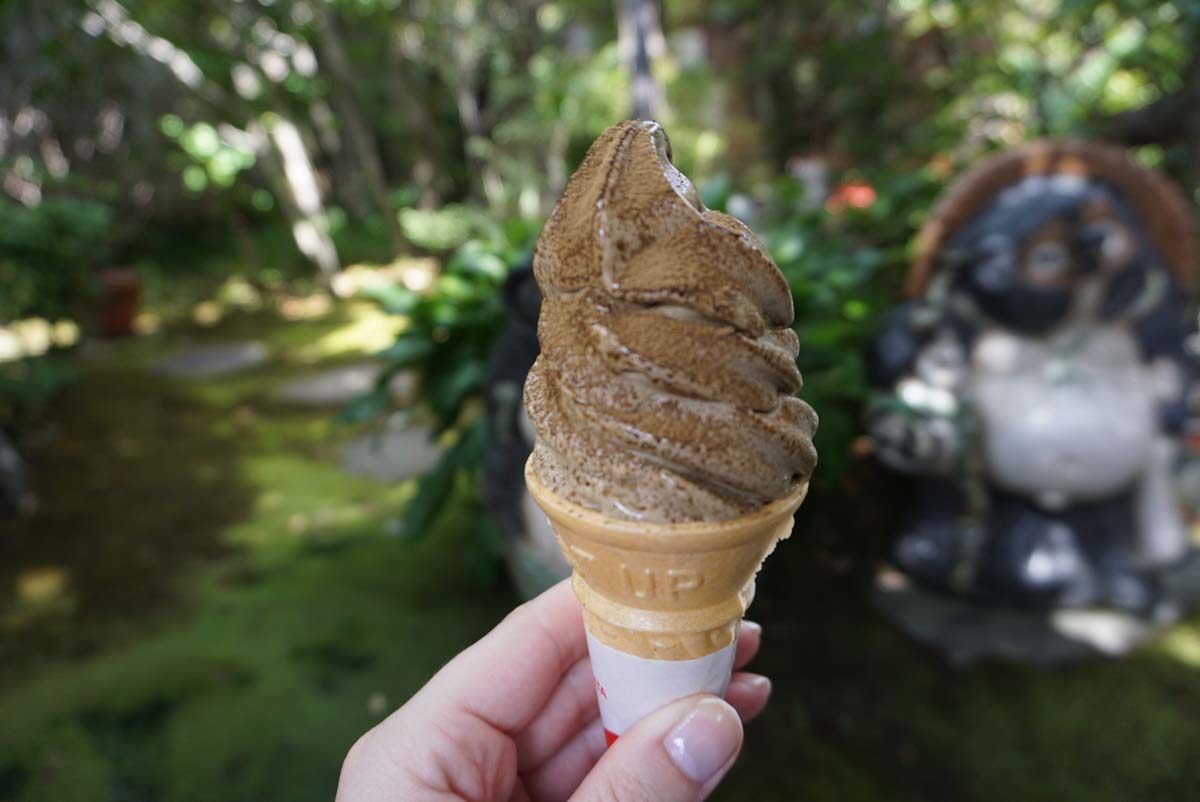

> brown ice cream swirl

[{"left": 524, "top": 120, "right": 818, "bottom": 523}]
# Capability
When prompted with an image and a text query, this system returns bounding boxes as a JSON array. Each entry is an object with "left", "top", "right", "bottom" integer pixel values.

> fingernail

[
  {"left": 663, "top": 698, "right": 742, "bottom": 784},
  {"left": 741, "top": 620, "right": 762, "bottom": 638},
  {"left": 746, "top": 674, "right": 771, "bottom": 695}
]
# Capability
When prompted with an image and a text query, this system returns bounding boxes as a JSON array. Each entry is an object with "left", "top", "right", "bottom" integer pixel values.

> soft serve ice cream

[
  {"left": 522, "top": 120, "right": 818, "bottom": 743},
  {"left": 525, "top": 119, "right": 817, "bottom": 523}
]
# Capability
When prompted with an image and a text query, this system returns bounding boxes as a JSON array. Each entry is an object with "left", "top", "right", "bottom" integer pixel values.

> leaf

[
  {"left": 810, "top": 406, "right": 855, "bottom": 489},
  {"left": 447, "top": 241, "right": 508, "bottom": 280},
  {"left": 362, "top": 284, "right": 420, "bottom": 315},
  {"left": 427, "top": 360, "right": 486, "bottom": 433},
  {"left": 335, "top": 388, "right": 390, "bottom": 426},
  {"left": 464, "top": 514, "right": 507, "bottom": 587},
  {"left": 375, "top": 336, "right": 434, "bottom": 367},
  {"left": 400, "top": 455, "right": 457, "bottom": 542},
  {"left": 447, "top": 417, "right": 486, "bottom": 468}
]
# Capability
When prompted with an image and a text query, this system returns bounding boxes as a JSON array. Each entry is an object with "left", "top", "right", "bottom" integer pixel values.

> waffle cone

[{"left": 525, "top": 463, "right": 808, "bottom": 660}]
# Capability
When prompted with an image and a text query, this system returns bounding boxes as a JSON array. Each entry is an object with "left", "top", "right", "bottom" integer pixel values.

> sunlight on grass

[
  {"left": 228, "top": 454, "right": 414, "bottom": 563},
  {"left": 216, "top": 277, "right": 265, "bottom": 311},
  {"left": 330, "top": 258, "right": 440, "bottom": 298},
  {"left": 16, "top": 567, "right": 69, "bottom": 605},
  {"left": 191, "top": 300, "right": 223, "bottom": 326},
  {"left": 2, "top": 566, "right": 74, "bottom": 631},
  {"left": 1155, "top": 625, "right": 1200, "bottom": 668},
  {"left": 0, "top": 318, "right": 81, "bottom": 362},
  {"left": 289, "top": 306, "right": 404, "bottom": 363},
  {"left": 278, "top": 293, "right": 333, "bottom": 321},
  {"left": 0, "top": 471, "right": 505, "bottom": 802}
]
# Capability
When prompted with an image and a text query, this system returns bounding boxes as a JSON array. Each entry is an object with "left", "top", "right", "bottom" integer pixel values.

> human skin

[{"left": 335, "top": 580, "right": 772, "bottom": 802}]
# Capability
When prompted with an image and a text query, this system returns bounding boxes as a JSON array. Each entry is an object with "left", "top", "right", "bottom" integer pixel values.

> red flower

[{"left": 826, "top": 181, "right": 877, "bottom": 213}]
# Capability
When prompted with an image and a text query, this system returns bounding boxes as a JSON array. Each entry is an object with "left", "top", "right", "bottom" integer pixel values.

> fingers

[
  {"left": 522, "top": 668, "right": 770, "bottom": 798},
  {"left": 733, "top": 620, "right": 761, "bottom": 670},
  {"left": 520, "top": 619, "right": 767, "bottom": 795},
  {"left": 421, "top": 579, "right": 588, "bottom": 734},
  {"left": 724, "top": 673, "right": 771, "bottom": 723},
  {"left": 522, "top": 717, "right": 608, "bottom": 801},
  {"left": 569, "top": 695, "right": 742, "bottom": 802},
  {"left": 514, "top": 655, "right": 599, "bottom": 771}
]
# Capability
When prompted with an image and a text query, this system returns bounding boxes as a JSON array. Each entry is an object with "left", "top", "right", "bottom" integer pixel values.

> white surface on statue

[
  {"left": 1136, "top": 436, "right": 1188, "bottom": 567},
  {"left": 969, "top": 326, "right": 1155, "bottom": 503}
]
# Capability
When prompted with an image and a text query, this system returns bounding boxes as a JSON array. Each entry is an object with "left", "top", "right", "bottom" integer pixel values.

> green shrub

[
  {"left": 0, "top": 356, "right": 77, "bottom": 430},
  {"left": 345, "top": 217, "right": 540, "bottom": 552},
  {"left": 0, "top": 197, "right": 114, "bottom": 322}
]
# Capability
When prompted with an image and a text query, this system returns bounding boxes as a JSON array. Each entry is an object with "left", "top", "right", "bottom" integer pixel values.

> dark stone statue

[
  {"left": 868, "top": 141, "right": 1197, "bottom": 615},
  {"left": 483, "top": 261, "right": 569, "bottom": 598}
]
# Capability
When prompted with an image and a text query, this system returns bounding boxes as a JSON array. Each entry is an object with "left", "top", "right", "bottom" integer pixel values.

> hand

[{"left": 336, "top": 579, "right": 772, "bottom": 801}]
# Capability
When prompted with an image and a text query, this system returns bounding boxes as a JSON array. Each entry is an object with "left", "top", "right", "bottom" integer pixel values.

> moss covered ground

[{"left": 2, "top": 294, "right": 1200, "bottom": 801}]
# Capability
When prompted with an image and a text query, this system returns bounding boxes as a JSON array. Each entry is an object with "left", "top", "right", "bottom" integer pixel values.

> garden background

[{"left": 3, "top": 1, "right": 1200, "bottom": 799}]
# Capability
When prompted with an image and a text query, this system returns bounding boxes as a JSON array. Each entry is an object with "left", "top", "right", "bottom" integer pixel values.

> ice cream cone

[{"left": 525, "top": 462, "right": 808, "bottom": 739}]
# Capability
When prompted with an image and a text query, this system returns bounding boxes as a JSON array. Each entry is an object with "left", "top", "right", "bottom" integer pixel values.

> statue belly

[{"left": 970, "top": 330, "right": 1156, "bottom": 503}]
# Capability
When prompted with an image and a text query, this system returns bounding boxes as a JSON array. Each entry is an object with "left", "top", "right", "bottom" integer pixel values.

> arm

[
  {"left": 1132, "top": 286, "right": 1192, "bottom": 434},
  {"left": 867, "top": 304, "right": 973, "bottom": 476}
]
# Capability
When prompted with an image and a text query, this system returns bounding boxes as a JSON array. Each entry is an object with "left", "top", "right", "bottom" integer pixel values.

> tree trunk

[
  {"left": 314, "top": 4, "right": 407, "bottom": 254},
  {"left": 1091, "top": 31, "right": 1200, "bottom": 188},
  {"left": 385, "top": 32, "right": 444, "bottom": 209},
  {"left": 544, "top": 118, "right": 571, "bottom": 209},
  {"left": 616, "top": 0, "right": 664, "bottom": 120},
  {"left": 449, "top": 21, "right": 504, "bottom": 208},
  {"left": 260, "top": 115, "right": 341, "bottom": 286}
]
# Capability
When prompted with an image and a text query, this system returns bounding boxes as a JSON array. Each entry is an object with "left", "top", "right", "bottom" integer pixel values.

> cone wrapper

[
  {"left": 525, "top": 464, "right": 807, "bottom": 742},
  {"left": 587, "top": 629, "right": 737, "bottom": 742}
]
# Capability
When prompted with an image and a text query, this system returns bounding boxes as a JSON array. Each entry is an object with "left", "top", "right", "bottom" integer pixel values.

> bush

[
  {"left": 0, "top": 356, "right": 77, "bottom": 431},
  {"left": 0, "top": 197, "right": 115, "bottom": 322},
  {"left": 345, "top": 217, "right": 541, "bottom": 553},
  {"left": 756, "top": 168, "right": 943, "bottom": 485}
]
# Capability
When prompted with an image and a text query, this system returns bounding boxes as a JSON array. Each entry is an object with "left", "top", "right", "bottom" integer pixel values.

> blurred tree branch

[
  {"left": 617, "top": 0, "right": 664, "bottom": 119},
  {"left": 313, "top": 2, "right": 407, "bottom": 254},
  {"left": 1092, "top": 50, "right": 1200, "bottom": 147}
]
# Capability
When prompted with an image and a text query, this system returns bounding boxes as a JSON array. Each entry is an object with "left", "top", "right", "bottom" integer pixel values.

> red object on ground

[{"left": 98, "top": 268, "right": 141, "bottom": 338}]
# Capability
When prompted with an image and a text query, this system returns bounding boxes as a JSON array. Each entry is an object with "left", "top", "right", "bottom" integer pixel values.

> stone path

[
  {"left": 154, "top": 339, "right": 436, "bottom": 482},
  {"left": 340, "top": 422, "right": 443, "bottom": 482},
  {"left": 155, "top": 341, "right": 269, "bottom": 378},
  {"left": 275, "top": 363, "right": 417, "bottom": 408},
  {"left": 872, "top": 552, "right": 1200, "bottom": 665},
  {"left": 275, "top": 363, "right": 382, "bottom": 407}
]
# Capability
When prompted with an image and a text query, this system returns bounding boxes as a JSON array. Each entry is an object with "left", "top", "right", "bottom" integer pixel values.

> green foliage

[
  {"left": 346, "top": 218, "right": 539, "bottom": 548},
  {"left": 159, "top": 118, "right": 257, "bottom": 192},
  {"left": 0, "top": 334, "right": 509, "bottom": 800},
  {"left": 0, "top": 198, "right": 114, "bottom": 322},
  {"left": 0, "top": 357, "right": 77, "bottom": 430},
  {"left": 753, "top": 169, "right": 944, "bottom": 486},
  {"left": 0, "top": 196, "right": 107, "bottom": 421},
  {"left": 397, "top": 204, "right": 505, "bottom": 253},
  {"left": 4, "top": 4, "right": 1200, "bottom": 797},
  {"left": 7, "top": 0, "right": 1199, "bottom": 556}
]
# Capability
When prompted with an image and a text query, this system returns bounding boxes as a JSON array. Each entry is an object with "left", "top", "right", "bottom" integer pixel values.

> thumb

[{"left": 570, "top": 695, "right": 743, "bottom": 802}]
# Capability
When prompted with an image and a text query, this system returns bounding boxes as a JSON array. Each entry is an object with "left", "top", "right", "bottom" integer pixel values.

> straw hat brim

[{"left": 907, "top": 140, "right": 1196, "bottom": 297}]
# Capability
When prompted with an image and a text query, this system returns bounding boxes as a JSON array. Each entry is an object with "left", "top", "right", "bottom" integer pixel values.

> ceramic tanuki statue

[{"left": 869, "top": 141, "right": 1196, "bottom": 613}]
